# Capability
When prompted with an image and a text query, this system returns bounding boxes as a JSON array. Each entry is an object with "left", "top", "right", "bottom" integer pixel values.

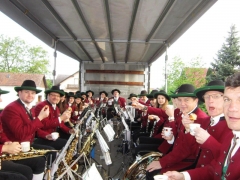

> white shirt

[{"left": 210, "top": 113, "right": 224, "bottom": 126}]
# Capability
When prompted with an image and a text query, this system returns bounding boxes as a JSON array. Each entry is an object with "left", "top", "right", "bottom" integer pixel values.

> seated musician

[
  {"left": 34, "top": 86, "right": 75, "bottom": 150},
  {"left": 71, "top": 94, "right": 85, "bottom": 124},
  {"left": 134, "top": 84, "right": 208, "bottom": 180},
  {"left": 86, "top": 90, "right": 95, "bottom": 107},
  {"left": 164, "top": 76, "right": 239, "bottom": 180},
  {"left": 57, "top": 89, "right": 67, "bottom": 114},
  {"left": 138, "top": 90, "right": 151, "bottom": 106},
  {"left": 134, "top": 90, "right": 171, "bottom": 154},
  {"left": 0, "top": 82, "right": 51, "bottom": 180}
]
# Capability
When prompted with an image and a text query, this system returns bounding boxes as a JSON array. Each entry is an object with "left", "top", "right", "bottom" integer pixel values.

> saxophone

[
  {"left": 0, "top": 148, "right": 58, "bottom": 161},
  {"left": 56, "top": 133, "right": 79, "bottom": 176},
  {"left": 79, "top": 119, "right": 99, "bottom": 156},
  {"left": 124, "top": 152, "right": 163, "bottom": 180}
]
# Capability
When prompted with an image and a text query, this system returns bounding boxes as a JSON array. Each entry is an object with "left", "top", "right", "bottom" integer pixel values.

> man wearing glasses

[{"left": 34, "top": 86, "right": 74, "bottom": 150}]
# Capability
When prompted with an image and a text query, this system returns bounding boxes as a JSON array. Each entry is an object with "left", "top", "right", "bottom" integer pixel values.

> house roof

[
  {"left": 0, "top": 0, "right": 217, "bottom": 65},
  {"left": 0, "top": 72, "right": 47, "bottom": 88},
  {"left": 55, "top": 74, "right": 72, "bottom": 86}
]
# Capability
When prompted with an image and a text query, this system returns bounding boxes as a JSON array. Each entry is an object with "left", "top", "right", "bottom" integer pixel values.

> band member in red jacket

[
  {"left": 138, "top": 90, "right": 151, "bottom": 106},
  {"left": 34, "top": 86, "right": 74, "bottom": 150},
  {"left": 0, "top": 81, "right": 51, "bottom": 180},
  {"left": 165, "top": 73, "right": 240, "bottom": 180}
]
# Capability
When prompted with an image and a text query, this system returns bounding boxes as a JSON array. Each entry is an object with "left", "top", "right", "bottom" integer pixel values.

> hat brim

[
  {"left": 0, "top": 90, "right": 9, "bottom": 94},
  {"left": 194, "top": 85, "right": 224, "bottom": 102},
  {"left": 45, "top": 90, "right": 65, "bottom": 97},
  {"left": 111, "top": 89, "right": 121, "bottom": 94},
  {"left": 86, "top": 90, "right": 94, "bottom": 96},
  {"left": 171, "top": 93, "right": 196, "bottom": 98},
  {"left": 138, "top": 94, "right": 148, "bottom": 97},
  {"left": 14, "top": 86, "right": 42, "bottom": 94},
  {"left": 154, "top": 92, "right": 171, "bottom": 101}
]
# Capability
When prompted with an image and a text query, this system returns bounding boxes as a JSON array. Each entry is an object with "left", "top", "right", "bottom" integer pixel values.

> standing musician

[
  {"left": 165, "top": 73, "right": 240, "bottom": 180},
  {"left": 0, "top": 81, "right": 52, "bottom": 180},
  {"left": 34, "top": 86, "right": 75, "bottom": 150}
]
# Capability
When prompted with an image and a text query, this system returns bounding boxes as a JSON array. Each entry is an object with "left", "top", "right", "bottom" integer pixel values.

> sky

[{"left": 0, "top": 0, "right": 240, "bottom": 88}]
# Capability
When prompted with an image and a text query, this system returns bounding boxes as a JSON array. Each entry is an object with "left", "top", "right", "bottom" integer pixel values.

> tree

[
  {"left": 166, "top": 56, "right": 207, "bottom": 94},
  {"left": 0, "top": 35, "right": 50, "bottom": 74},
  {"left": 207, "top": 25, "right": 240, "bottom": 82}
]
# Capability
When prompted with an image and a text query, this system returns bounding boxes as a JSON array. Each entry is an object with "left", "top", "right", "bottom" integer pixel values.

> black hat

[
  {"left": 128, "top": 93, "right": 138, "bottom": 99},
  {"left": 75, "top": 93, "right": 84, "bottom": 100},
  {"left": 67, "top": 92, "right": 75, "bottom": 98},
  {"left": 45, "top": 86, "right": 65, "bottom": 97},
  {"left": 170, "top": 84, "right": 196, "bottom": 98},
  {"left": 194, "top": 80, "right": 225, "bottom": 102},
  {"left": 99, "top": 91, "right": 108, "bottom": 97},
  {"left": 138, "top": 90, "right": 148, "bottom": 96},
  {"left": 146, "top": 90, "right": 159, "bottom": 99},
  {"left": 75, "top": 90, "right": 81, "bottom": 95},
  {"left": 14, "top": 80, "right": 42, "bottom": 94},
  {"left": 111, "top": 89, "right": 121, "bottom": 94},
  {"left": 154, "top": 90, "right": 171, "bottom": 101},
  {"left": 86, "top": 90, "right": 94, "bottom": 96},
  {"left": 0, "top": 88, "right": 9, "bottom": 95},
  {"left": 80, "top": 92, "right": 87, "bottom": 96}
]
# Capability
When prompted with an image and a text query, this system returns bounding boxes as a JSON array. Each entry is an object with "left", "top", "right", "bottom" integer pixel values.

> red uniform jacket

[
  {"left": 1, "top": 99, "right": 43, "bottom": 143},
  {"left": 35, "top": 101, "right": 71, "bottom": 139},
  {"left": 187, "top": 131, "right": 240, "bottom": 180},
  {"left": 0, "top": 115, "right": 10, "bottom": 154},
  {"left": 195, "top": 117, "right": 230, "bottom": 168},
  {"left": 107, "top": 96, "right": 126, "bottom": 108},
  {"left": 158, "top": 108, "right": 208, "bottom": 173}
]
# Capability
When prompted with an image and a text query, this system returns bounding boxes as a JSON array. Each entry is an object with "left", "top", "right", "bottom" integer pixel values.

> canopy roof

[{"left": 0, "top": 0, "right": 217, "bottom": 65}]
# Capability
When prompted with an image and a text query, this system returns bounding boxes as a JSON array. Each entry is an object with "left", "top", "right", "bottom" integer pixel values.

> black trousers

[
  {"left": 146, "top": 169, "right": 161, "bottom": 180},
  {"left": 139, "top": 136, "right": 164, "bottom": 145},
  {"left": 33, "top": 137, "right": 67, "bottom": 150},
  {"left": 1, "top": 157, "right": 45, "bottom": 180},
  {"left": 0, "top": 170, "right": 28, "bottom": 180},
  {"left": 133, "top": 144, "right": 159, "bottom": 157},
  {"left": 32, "top": 143, "right": 57, "bottom": 164}
]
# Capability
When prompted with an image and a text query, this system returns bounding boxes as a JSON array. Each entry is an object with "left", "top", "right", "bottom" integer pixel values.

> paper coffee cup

[
  {"left": 21, "top": 141, "right": 30, "bottom": 152},
  {"left": 51, "top": 132, "right": 59, "bottom": 140},
  {"left": 74, "top": 111, "right": 78, "bottom": 116},
  {"left": 163, "top": 127, "right": 172, "bottom": 136},
  {"left": 154, "top": 175, "right": 168, "bottom": 180},
  {"left": 189, "top": 123, "right": 200, "bottom": 136}
]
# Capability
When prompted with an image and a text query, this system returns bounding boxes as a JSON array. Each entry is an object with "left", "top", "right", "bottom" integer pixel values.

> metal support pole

[
  {"left": 78, "top": 61, "right": 82, "bottom": 91},
  {"left": 165, "top": 43, "right": 168, "bottom": 92},
  {"left": 148, "top": 65, "right": 151, "bottom": 93},
  {"left": 52, "top": 40, "right": 58, "bottom": 85}
]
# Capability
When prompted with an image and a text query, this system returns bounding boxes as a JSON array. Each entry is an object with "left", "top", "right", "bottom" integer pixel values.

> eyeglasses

[
  {"left": 202, "top": 94, "right": 223, "bottom": 101},
  {"left": 49, "top": 93, "right": 60, "bottom": 98}
]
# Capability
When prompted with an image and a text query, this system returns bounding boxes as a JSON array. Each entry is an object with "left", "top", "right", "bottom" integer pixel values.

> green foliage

[
  {"left": 207, "top": 25, "right": 240, "bottom": 82},
  {"left": 46, "top": 79, "right": 53, "bottom": 89},
  {"left": 166, "top": 56, "right": 206, "bottom": 95},
  {"left": 0, "top": 35, "right": 50, "bottom": 74}
]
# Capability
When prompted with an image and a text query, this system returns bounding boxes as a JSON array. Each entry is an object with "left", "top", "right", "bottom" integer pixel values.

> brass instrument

[
  {"left": 0, "top": 148, "right": 58, "bottom": 161},
  {"left": 79, "top": 119, "right": 99, "bottom": 156},
  {"left": 124, "top": 152, "right": 163, "bottom": 180},
  {"left": 57, "top": 132, "right": 79, "bottom": 176}
]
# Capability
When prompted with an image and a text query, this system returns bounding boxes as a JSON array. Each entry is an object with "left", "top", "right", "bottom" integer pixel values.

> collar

[
  {"left": 181, "top": 106, "right": 197, "bottom": 117},
  {"left": 47, "top": 100, "right": 56, "bottom": 110},
  {"left": 211, "top": 113, "right": 224, "bottom": 126},
  {"left": 20, "top": 99, "right": 32, "bottom": 109},
  {"left": 233, "top": 130, "right": 240, "bottom": 139}
]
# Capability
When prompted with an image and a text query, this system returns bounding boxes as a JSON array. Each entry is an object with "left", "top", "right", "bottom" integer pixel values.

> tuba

[{"left": 124, "top": 152, "right": 163, "bottom": 180}]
